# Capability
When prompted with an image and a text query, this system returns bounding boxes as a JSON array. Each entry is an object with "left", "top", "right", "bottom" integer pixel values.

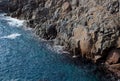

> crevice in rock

[{"left": 96, "top": 46, "right": 116, "bottom": 64}]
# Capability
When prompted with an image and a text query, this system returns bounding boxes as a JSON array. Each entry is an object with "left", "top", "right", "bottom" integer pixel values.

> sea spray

[
  {"left": 0, "top": 13, "right": 25, "bottom": 27},
  {"left": 0, "top": 33, "right": 21, "bottom": 39}
]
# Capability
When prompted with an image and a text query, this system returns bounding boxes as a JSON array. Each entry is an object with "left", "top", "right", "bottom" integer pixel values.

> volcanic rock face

[{"left": 8, "top": 0, "right": 120, "bottom": 78}]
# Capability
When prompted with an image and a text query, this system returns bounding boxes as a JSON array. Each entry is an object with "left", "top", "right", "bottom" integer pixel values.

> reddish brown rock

[
  {"left": 117, "top": 38, "right": 120, "bottom": 48},
  {"left": 106, "top": 49, "right": 120, "bottom": 65},
  {"left": 73, "top": 26, "right": 93, "bottom": 58},
  {"left": 62, "top": 2, "right": 71, "bottom": 12},
  {"left": 108, "top": 64, "right": 120, "bottom": 77}
]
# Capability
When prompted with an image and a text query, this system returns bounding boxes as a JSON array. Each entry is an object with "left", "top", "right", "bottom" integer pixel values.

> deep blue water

[{"left": 0, "top": 13, "right": 107, "bottom": 81}]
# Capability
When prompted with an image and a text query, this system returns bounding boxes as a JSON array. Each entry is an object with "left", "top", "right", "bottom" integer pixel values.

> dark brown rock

[
  {"left": 106, "top": 49, "right": 120, "bottom": 65},
  {"left": 108, "top": 64, "right": 120, "bottom": 78},
  {"left": 107, "top": 0, "right": 119, "bottom": 14},
  {"left": 0, "top": 0, "right": 9, "bottom": 12}
]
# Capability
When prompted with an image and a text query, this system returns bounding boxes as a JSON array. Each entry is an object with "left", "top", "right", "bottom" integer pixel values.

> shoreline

[
  {"left": 0, "top": 12, "right": 119, "bottom": 81},
  {"left": 7, "top": 12, "right": 120, "bottom": 81},
  {"left": 24, "top": 19, "right": 120, "bottom": 81},
  {"left": 3, "top": 0, "right": 120, "bottom": 80}
]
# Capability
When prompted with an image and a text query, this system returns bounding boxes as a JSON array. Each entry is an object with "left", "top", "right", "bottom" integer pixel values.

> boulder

[
  {"left": 73, "top": 26, "right": 92, "bottom": 58},
  {"left": 71, "top": 0, "right": 79, "bottom": 9},
  {"left": 106, "top": 49, "right": 120, "bottom": 65},
  {"left": 62, "top": 2, "right": 72, "bottom": 13},
  {"left": 108, "top": 64, "right": 120, "bottom": 77}
]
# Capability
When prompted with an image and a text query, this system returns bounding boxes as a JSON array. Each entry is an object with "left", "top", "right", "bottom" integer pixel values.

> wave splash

[
  {"left": 0, "top": 13, "right": 24, "bottom": 27},
  {"left": 46, "top": 44, "right": 70, "bottom": 54},
  {"left": 6, "top": 17, "right": 25, "bottom": 27},
  {"left": 0, "top": 33, "right": 21, "bottom": 39}
]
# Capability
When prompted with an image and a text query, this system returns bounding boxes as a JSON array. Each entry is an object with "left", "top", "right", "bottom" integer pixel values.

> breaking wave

[
  {"left": 0, "top": 33, "right": 21, "bottom": 39},
  {"left": 0, "top": 13, "right": 24, "bottom": 27}
]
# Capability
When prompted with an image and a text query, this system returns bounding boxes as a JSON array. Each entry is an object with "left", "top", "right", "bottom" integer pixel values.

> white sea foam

[
  {"left": 2, "top": 79, "right": 19, "bottom": 81},
  {"left": 0, "top": 13, "right": 25, "bottom": 27},
  {"left": 47, "top": 44, "right": 70, "bottom": 54},
  {"left": 54, "top": 45, "right": 70, "bottom": 54},
  {"left": 0, "top": 13, "right": 7, "bottom": 16},
  {"left": 6, "top": 17, "right": 25, "bottom": 27},
  {"left": 53, "top": 45, "right": 65, "bottom": 53},
  {"left": 0, "top": 33, "right": 21, "bottom": 39}
]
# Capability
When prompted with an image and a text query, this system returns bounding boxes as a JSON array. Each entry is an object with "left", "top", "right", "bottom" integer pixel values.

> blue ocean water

[{"left": 0, "top": 13, "right": 107, "bottom": 81}]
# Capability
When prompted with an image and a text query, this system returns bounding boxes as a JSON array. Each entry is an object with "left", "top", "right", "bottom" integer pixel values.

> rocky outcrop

[
  {"left": 105, "top": 49, "right": 120, "bottom": 65},
  {"left": 0, "top": 0, "right": 9, "bottom": 12},
  {"left": 108, "top": 64, "right": 120, "bottom": 78},
  {"left": 8, "top": 0, "right": 120, "bottom": 79}
]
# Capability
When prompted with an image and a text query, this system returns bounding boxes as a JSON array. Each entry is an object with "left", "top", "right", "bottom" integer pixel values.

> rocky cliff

[
  {"left": 0, "top": 0, "right": 9, "bottom": 12},
  {"left": 8, "top": 0, "right": 120, "bottom": 79}
]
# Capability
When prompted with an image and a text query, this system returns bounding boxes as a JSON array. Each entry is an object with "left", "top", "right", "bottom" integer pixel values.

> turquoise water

[{"left": 0, "top": 13, "right": 107, "bottom": 81}]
